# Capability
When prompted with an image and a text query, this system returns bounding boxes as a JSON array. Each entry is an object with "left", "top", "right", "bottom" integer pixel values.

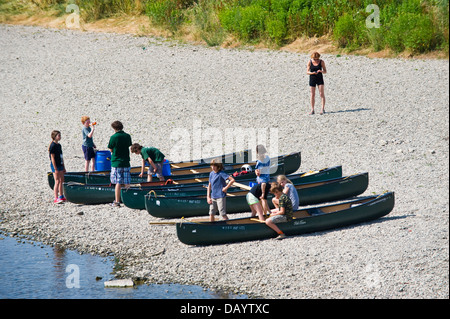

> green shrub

[
  {"left": 266, "top": 16, "right": 287, "bottom": 44},
  {"left": 289, "top": 0, "right": 311, "bottom": 11},
  {"left": 218, "top": 6, "right": 240, "bottom": 33},
  {"left": 76, "top": 0, "right": 113, "bottom": 21},
  {"left": 145, "top": 0, "right": 184, "bottom": 32},
  {"left": 219, "top": 4, "right": 267, "bottom": 41},
  {"left": 192, "top": 0, "right": 226, "bottom": 46},
  {"left": 333, "top": 12, "right": 369, "bottom": 51},
  {"left": 333, "top": 13, "right": 357, "bottom": 48},
  {"left": 287, "top": 6, "right": 311, "bottom": 37},
  {"left": 238, "top": 5, "right": 267, "bottom": 40},
  {"left": 4, "top": 0, "right": 446, "bottom": 55},
  {"left": 386, "top": 12, "right": 439, "bottom": 53},
  {"left": 271, "top": 0, "right": 292, "bottom": 15},
  {"left": 366, "top": 27, "right": 386, "bottom": 52},
  {"left": 404, "top": 14, "right": 439, "bottom": 53}
]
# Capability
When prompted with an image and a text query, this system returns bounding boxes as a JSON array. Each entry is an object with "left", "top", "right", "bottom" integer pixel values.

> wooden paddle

[
  {"left": 231, "top": 181, "right": 251, "bottom": 191},
  {"left": 149, "top": 217, "right": 214, "bottom": 225},
  {"left": 148, "top": 221, "right": 177, "bottom": 225}
]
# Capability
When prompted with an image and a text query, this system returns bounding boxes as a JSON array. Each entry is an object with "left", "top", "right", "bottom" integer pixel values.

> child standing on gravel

[
  {"left": 81, "top": 116, "right": 96, "bottom": 172},
  {"left": 49, "top": 130, "right": 66, "bottom": 204},
  {"left": 107, "top": 121, "right": 132, "bottom": 207},
  {"left": 207, "top": 158, "right": 235, "bottom": 222}
]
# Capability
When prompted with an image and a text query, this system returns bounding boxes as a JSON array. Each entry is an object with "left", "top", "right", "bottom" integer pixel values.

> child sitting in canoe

[
  {"left": 207, "top": 158, "right": 235, "bottom": 222},
  {"left": 271, "top": 175, "right": 299, "bottom": 212},
  {"left": 266, "top": 182, "right": 294, "bottom": 240},
  {"left": 131, "top": 143, "right": 165, "bottom": 182}
]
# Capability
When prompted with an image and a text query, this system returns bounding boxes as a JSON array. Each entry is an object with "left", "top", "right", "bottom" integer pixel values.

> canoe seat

[{"left": 307, "top": 208, "right": 325, "bottom": 216}]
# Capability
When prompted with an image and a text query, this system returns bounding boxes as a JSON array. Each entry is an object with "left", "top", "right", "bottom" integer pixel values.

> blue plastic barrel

[
  {"left": 151, "top": 159, "right": 171, "bottom": 177},
  {"left": 95, "top": 150, "right": 111, "bottom": 171},
  {"left": 162, "top": 159, "right": 171, "bottom": 176}
]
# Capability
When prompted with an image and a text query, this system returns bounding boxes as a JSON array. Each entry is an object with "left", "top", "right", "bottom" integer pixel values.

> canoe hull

[
  {"left": 176, "top": 192, "right": 395, "bottom": 245},
  {"left": 62, "top": 161, "right": 284, "bottom": 205},
  {"left": 122, "top": 165, "right": 343, "bottom": 210},
  {"left": 145, "top": 172, "right": 368, "bottom": 218},
  {"left": 63, "top": 181, "right": 169, "bottom": 205}
]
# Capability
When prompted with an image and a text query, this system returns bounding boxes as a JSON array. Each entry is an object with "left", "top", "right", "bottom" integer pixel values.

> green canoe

[
  {"left": 145, "top": 172, "right": 369, "bottom": 218},
  {"left": 176, "top": 192, "right": 395, "bottom": 245},
  {"left": 49, "top": 151, "right": 300, "bottom": 189},
  {"left": 63, "top": 161, "right": 286, "bottom": 205},
  {"left": 122, "top": 165, "right": 343, "bottom": 210}
]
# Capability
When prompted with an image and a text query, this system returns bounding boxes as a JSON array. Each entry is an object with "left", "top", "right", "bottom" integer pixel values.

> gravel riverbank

[{"left": 0, "top": 24, "right": 448, "bottom": 298}]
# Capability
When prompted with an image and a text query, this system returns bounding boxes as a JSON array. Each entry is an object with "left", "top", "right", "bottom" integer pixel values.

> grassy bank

[{"left": 1, "top": 0, "right": 448, "bottom": 58}]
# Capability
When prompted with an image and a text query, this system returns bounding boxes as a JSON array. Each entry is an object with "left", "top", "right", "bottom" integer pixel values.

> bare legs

[
  {"left": 53, "top": 170, "right": 64, "bottom": 199},
  {"left": 249, "top": 202, "right": 265, "bottom": 221},
  {"left": 85, "top": 159, "right": 95, "bottom": 172},
  {"left": 310, "top": 85, "right": 325, "bottom": 115}
]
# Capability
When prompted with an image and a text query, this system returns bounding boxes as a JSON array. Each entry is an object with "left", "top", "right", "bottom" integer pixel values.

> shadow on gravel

[{"left": 326, "top": 107, "right": 371, "bottom": 114}]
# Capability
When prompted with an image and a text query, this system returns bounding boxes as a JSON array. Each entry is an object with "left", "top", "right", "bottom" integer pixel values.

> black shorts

[
  {"left": 309, "top": 75, "right": 324, "bottom": 87},
  {"left": 82, "top": 145, "right": 96, "bottom": 160}
]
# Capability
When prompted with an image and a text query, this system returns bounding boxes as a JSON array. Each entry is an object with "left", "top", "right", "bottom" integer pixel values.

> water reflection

[{"left": 0, "top": 234, "right": 247, "bottom": 299}]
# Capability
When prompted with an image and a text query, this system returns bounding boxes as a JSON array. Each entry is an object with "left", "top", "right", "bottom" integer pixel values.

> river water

[{"left": 0, "top": 234, "right": 247, "bottom": 299}]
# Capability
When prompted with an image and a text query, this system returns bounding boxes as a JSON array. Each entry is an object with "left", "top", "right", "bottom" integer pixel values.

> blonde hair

[
  {"left": 311, "top": 52, "right": 321, "bottom": 59},
  {"left": 277, "top": 175, "right": 293, "bottom": 185},
  {"left": 81, "top": 116, "right": 90, "bottom": 124}
]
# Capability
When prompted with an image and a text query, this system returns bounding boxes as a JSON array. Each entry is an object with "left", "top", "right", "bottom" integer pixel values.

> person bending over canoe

[
  {"left": 266, "top": 182, "right": 294, "bottom": 240},
  {"left": 131, "top": 143, "right": 165, "bottom": 182},
  {"left": 247, "top": 182, "right": 271, "bottom": 222},
  {"left": 207, "top": 158, "right": 235, "bottom": 222}
]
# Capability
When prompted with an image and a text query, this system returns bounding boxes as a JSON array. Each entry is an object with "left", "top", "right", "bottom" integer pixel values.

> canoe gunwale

[{"left": 176, "top": 192, "right": 395, "bottom": 245}]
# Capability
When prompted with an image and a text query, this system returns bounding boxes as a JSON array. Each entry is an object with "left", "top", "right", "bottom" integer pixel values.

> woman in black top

[{"left": 307, "top": 52, "right": 327, "bottom": 115}]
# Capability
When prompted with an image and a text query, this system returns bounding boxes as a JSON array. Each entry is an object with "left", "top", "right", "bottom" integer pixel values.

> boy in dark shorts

[
  {"left": 107, "top": 121, "right": 132, "bottom": 207},
  {"left": 81, "top": 116, "right": 96, "bottom": 171},
  {"left": 130, "top": 143, "right": 165, "bottom": 182}
]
